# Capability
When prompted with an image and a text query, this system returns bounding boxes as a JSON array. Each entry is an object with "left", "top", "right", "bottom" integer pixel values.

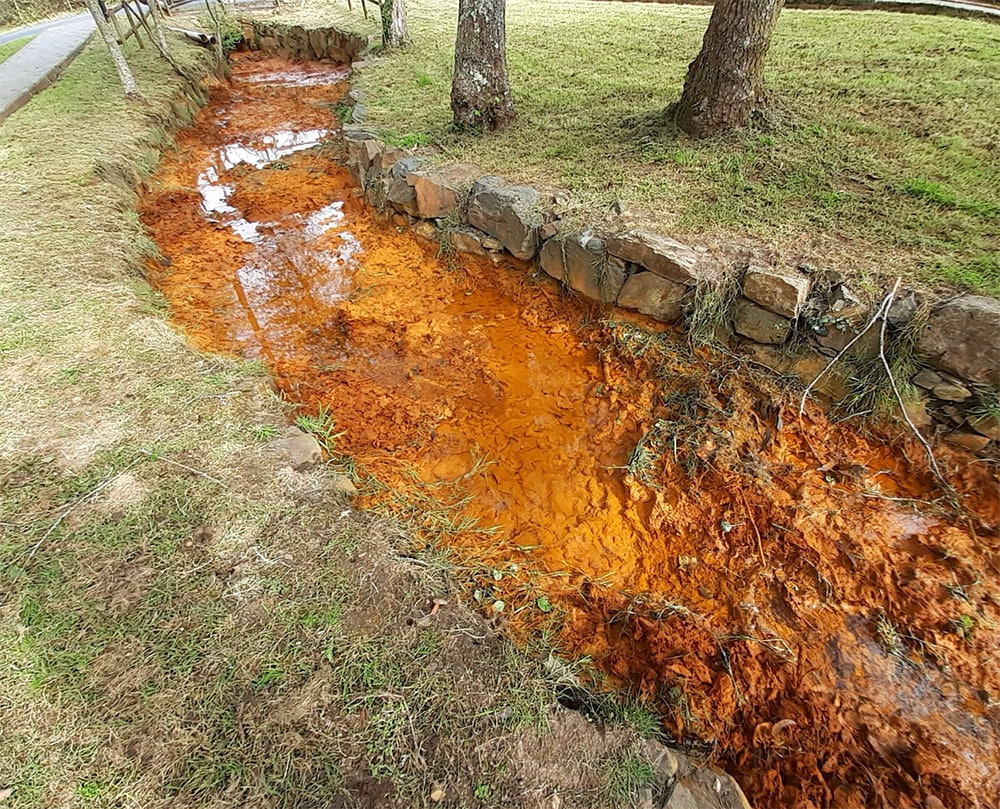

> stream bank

[{"left": 137, "top": 48, "right": 1000, "bottom": 809}]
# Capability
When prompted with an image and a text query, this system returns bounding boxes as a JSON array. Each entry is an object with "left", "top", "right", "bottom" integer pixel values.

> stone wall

[
  {"left": 342, "top": 126, "right": 1000, "bottom": 456},
  {"left": 235, "top": 21, "right": 999, "bottom": 457},
  {"left": 241, "top": 20, "right": 368, "bottom": 63}
]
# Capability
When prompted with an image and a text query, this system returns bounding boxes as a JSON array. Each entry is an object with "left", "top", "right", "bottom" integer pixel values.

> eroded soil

[{"left": 139, "top": 54, "right": 1000, "bottom": 809}]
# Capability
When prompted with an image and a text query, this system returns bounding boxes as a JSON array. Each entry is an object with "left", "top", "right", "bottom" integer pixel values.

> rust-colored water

[{"left": 140, "top": 54, "right": 1000, "bottom": 809}]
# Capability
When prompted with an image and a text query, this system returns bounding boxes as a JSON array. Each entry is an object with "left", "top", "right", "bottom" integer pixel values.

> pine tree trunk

[
  {"left": 381, "top": 0, "right": 408, "bottom": 48},
  {"left": 675, "top": 0, "right": 784, "bottom": 138},
  {"left": 450, "top": 0, "right": 515, "bottom": 132},
  {"left": 83, "top": 0, "right": 140, "bottom": 98}
]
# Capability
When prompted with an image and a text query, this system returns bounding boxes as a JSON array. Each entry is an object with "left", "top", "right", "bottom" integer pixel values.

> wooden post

[
  {"left": 122, "top": 1, "right": 146, "bottom": 48},
  {"left": 108, "top": 2, "right": 128, "bottom": 45}
]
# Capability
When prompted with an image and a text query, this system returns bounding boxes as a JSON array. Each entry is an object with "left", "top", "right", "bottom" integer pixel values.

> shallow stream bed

[{"left": 139, "top": 53, "right": 1000, "bottom": 809}]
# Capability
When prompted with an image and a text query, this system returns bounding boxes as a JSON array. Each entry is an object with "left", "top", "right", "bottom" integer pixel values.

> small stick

[
  {"left": 140, "top": 449, "right": 224, "bottom": 485},
  {"left": 737, "top": 488, "right": 765, "bottom": 566},
  {"left": 27, "top": 458, "right": 145, "bottom": 559}
]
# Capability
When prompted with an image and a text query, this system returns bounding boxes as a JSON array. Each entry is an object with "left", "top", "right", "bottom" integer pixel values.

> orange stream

[{"left": 140, "top": 54, "right": 1000, "bottom": 809}]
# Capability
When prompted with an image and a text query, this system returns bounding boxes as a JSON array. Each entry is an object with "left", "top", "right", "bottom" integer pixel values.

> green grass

[
  {"left": 0, "top": 32, "right": 662, "bottom": 809},
  {"left": 304, "top": 0, "right": 1000, "bottom": 296},
  {"left": 0, "top": 35, "right": 33, "bottom": 64}
]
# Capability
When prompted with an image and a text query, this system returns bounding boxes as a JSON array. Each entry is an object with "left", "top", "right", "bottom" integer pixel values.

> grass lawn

[
  {"left": 303, "top": 0, "right": 1000, "bottom": 296},
  {"left": 0, "top": 36, "right": 660, "bottom": 809},
  {"left": 0, "top": 35, "right": 33, "bottom": 64}
]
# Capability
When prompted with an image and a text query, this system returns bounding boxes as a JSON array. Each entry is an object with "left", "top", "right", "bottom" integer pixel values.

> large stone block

[
  {"left": 467, "top": 176, "right": 543, "bottom": 260},
  {"left": 539, "top": 236, "right": 625, "bottom": 305},
  {"left": 733, "top": 299, "right": 792, "bottom": 345},
  {"left": 617, "top": 271, "right": 687, "bottom": 323},
  {"left": 741, "top": 266, "right": 810, "bottom": 317},
  {"left": 606, "top": 229, "right": 710, "bottom": 284},
  {"left": 919, "top": 294, "right": 1000, "bottom": 385},
  {"left": 409, "top": 163, "right": 481, "bottom": 220}
]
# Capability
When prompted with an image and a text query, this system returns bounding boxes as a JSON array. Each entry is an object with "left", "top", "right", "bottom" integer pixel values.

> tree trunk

[
  {"left": 675, "top": 0, "right": 784, "bottom": 138},
  {"left": 450, "top": 0, "right": 514, "bottom": 132},
  {"left": 83, "top": 0, "right": 140, "bottom": 98},
  {"left": 381, "top": 0, "right": 408, "bottom": 48},
  {"left": 142, "top": 0, "right": 184, "bottom": 75}
]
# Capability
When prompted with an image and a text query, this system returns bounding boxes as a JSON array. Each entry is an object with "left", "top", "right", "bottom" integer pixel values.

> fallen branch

[
  {"left": 798, "top": 291, "right": 895, "bottom": 419},
  {"left": 139, "top": 449, "right": 224, "bottom": 485},
  {"left": 27, "top": 458, "right": 145, "bottom": 560},
  {"left": 877, "top": 278, "right": 950, "bottom": 492}
]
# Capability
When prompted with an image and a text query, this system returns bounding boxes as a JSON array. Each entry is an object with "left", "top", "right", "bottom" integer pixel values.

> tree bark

[
  {"left": 83, "top": 0, "right": 140, "bottom": 98},
  {"left": 675, "top": 0, "right": 784, "bottom": 138},
  {"left": 381, "top": 0, "right": 408, "bottom": 48},
  {"left": 450, "top": 0, "right": 515, "bottom": 132}
]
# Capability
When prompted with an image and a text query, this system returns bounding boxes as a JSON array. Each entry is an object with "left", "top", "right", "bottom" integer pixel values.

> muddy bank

[{"left": 139, "top": 53, "right": 1000, "bottom": 809}]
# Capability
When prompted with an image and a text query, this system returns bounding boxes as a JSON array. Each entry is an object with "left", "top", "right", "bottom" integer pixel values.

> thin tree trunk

[
  {"left": 144, "top": 0, "right": 178, "bottom": 65},
  {"left": 675, "top": 0, "right": 784, "bottom": 138},
  {"left": 83, "top": 0, "right": 140, "bottom": 98},
  {"left": 450, "top": 0, "right": 514, "bottom": 132},
  {"left": 204, "top": 0, "right": 227, "bottom": 75},
  {"left": 381, "top": 0, "right": 408, "bottom": 48}
]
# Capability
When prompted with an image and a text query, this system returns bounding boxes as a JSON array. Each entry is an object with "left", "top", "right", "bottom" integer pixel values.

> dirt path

[{"left": 138, "top": 52, "right": 1000, "bottom": 809}]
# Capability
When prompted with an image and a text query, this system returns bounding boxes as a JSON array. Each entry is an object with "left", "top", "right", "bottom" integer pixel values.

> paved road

[
  {"left": 0, "top": 11, "right": 90, "bottom": 46},
  {"left": 0, "top": 1, "right": 234, "bottom": 123},
  {"left": 0, "top": 14, "right": 94, "bottom": 123}
]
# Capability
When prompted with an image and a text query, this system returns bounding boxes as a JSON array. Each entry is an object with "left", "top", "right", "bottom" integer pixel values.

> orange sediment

[{"left": 140, "top": 53, "right": 1000, "bottom": 809}]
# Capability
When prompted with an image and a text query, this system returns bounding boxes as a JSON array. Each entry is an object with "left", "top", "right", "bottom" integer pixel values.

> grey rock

[
  {"left": 371, "top": 145, "right": 407, "bottom": 173},
  {"left": 743, "top": 344, "right": 847, "bottom": 399},
  {"left": 887, "top": 288, "right": 919, "bottom": 327},
  {"left": 539, "top": 236, "right": 625, "bottom": 305},
  {"left": 385, "top": 157, "right": 423, "bottom": 216},
  {"left": 409, "top": 163, "right": 481, "bottom": 220},
  {"left": 466, "top": 176, "right": 544, "bottom": 260},
  {"left": 617, "top": 271, "right": 687, "bottom": 323},
  {"left": 932, "top": 380, "right": 972, "bottom": 402},
  {"left": 969, "top": 414, "right": 1000, "bottom": 442},
  {"left": 911, "top": 368, "right": 943, "bottom": 389},
  {"left": 733, "top": 299, "right": 792, "bottom": 345},
  {"left": 902, "top": 398, "right": 933, "bottom": 429},
  {"left": 742, "top": 266, "right": 810, "bottom": 318},
  {"left": 919, "top": 295, "right": 1000, "bottom": 385},
  {"left": 267, "top": 431, "right": 323, "bottom": 470},
  {"left": 829, "top": 283, "right": 867, "bottom": 319},
  {"left": 814, "top": 317, "right": 878, "bottom": 355},
  {"left": 350, "top": 102, "right": 367, "bottom": 123},
  {"left": 345, "top": 136, "right": 382, "bottom": 182},
  {"left": 449, "top": 228, "right": 488, "bottom": 256},
  {"left": 639, "top": 739, "right": 751, "bottom": 809},
  {"left": 944, "top": 431, "right": 991, "bottom": 453},
  {"left": 606, "top": 229, "right": 710, "bottom": 284},
  {"left": 411, "top": 220, "right": 437, "bottom": 240}
]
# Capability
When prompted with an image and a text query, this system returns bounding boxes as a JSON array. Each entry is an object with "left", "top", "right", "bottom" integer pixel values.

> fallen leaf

[
  {"left": 430, "top": 784, "right": 446, "bottom": 802},
  {"left": 1, "top": 787, "right": 15, "bottom": 803}
]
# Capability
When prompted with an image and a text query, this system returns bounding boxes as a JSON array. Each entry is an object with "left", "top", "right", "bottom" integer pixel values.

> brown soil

[{"left": 139, "top": 53, "right": 1000, "bottom": 809}]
